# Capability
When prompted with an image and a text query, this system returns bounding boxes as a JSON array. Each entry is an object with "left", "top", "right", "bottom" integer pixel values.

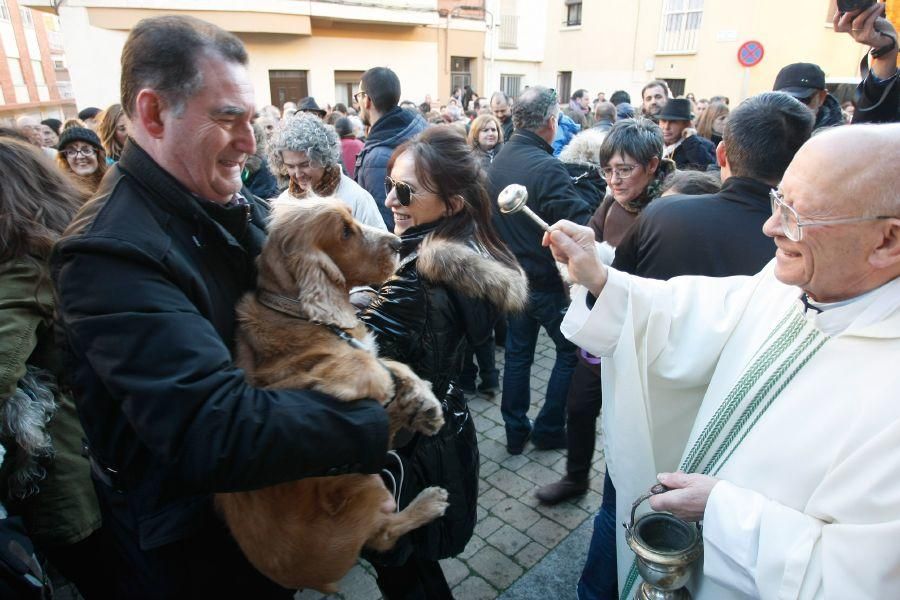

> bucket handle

[{"left": 629, "top": 483, "right": 669, "bottom": 528}]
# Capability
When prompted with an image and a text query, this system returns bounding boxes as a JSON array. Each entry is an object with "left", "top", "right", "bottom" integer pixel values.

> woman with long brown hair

[
  {"left": 97, "top": 103, "right": 129, "bottom": 162},
  {"left": 694, "top": 100, "right": 729, "bottom": 147},
  {"left": 0, "top": 137, "right": 104, "bottom": 597},
  {"left": 466, "top": 113, "right": 504, "bottom": 167},
  {"left": 359, "top": 126, "right": 527, "bottom": 599}
]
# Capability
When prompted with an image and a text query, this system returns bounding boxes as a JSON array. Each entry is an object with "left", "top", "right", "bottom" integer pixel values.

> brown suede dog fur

[{"left": 215, "top": 197, "right": 447, "bottom": 593}]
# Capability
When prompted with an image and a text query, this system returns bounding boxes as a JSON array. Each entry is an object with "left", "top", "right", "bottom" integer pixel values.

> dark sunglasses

[{"left": 384, "top": 176, "right": 416, "bottom": 207}]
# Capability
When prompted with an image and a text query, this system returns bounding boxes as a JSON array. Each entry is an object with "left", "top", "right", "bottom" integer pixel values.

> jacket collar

[
  {"left": 508, "top": 129, "right": 554, "bottom": 155},
  {"left": 366, "top": 107, "right": 424, "bottom": 147},
  {"left": 718, "top": 176, "right": 772, "bottom": 208}
]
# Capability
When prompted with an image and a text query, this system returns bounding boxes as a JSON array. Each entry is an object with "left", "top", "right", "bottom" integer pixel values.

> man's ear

[
  {"left": 135, "top": 89, "right": 166, "bottom": 139},
  {"left": 716, "top": 141, "right": 727, "bottom": 169},
  {"left": 869, "top": 219, "right": 900, "bottom": 269}
]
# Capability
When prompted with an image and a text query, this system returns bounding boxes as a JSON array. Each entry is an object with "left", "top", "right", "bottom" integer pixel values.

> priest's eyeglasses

[
  {"left": 769, "top": 189, "right": 895, "bottom": 242},
  {"left": 600, "top": 164, "right": 639, "bottom": 181}
]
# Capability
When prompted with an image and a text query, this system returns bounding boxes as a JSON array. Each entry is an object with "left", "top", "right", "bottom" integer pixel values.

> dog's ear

[
  {"left": 317, "top": 480, "right": 351, "bottom": 516},
  {"left": 294, "top": 248, "right": 346, "bottom": 291}
]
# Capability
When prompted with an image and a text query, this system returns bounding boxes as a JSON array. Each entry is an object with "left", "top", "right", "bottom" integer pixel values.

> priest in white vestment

[{"left": 546, "top": 123, "right": 900, "bottom": 598}]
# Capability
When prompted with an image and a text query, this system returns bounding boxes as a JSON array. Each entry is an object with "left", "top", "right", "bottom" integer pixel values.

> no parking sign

[{"left": 738, "top": 41, "right": 765, "bottom": 67}]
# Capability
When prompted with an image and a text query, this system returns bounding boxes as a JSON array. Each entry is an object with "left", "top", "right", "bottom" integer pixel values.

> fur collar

[{"left": 416, "top": 238, "right": 528, "bottom": 313}]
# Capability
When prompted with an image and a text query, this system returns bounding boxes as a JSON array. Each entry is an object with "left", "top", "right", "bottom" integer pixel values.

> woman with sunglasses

[
  {"left": 359, "top": 127, "right": 527, "bottom": 600},
  {"left": 269, "top": 112, "right": 386, "bottom": 229},
  {"left": 56, "top": 127, "right": 107, "bottom": 195}
]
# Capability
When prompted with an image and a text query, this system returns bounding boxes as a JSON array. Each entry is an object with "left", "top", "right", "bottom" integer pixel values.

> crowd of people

[{"left": 0, "top": 3, "right": 898, "bottom": 599}]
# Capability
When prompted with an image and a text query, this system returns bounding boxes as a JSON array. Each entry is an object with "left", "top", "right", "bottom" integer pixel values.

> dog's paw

[
  {"left": 382, "top": 361, "right": 445, "bottom": 435},
  {"left": 411, "top": 396, "right": 444, "bottom": 436},
  {"left": 408, "top": 486, "right": 449, "bottom": 520}
]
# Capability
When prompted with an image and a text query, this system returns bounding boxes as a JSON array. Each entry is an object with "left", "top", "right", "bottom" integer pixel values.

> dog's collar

[{"left": 256, "top": 290, "right": 367, "bottom": 351}]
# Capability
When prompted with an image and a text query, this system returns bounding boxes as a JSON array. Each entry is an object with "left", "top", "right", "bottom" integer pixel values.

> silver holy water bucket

[{"left": 624, "top": 484, "right": 703, "bottom": 600}]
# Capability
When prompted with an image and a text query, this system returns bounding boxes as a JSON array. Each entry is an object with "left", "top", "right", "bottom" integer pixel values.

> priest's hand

[
  {"left": 649, "top": 472, "right": 720, "bottom": 522},
  {"left": 543, "top": 220, "right": 608, "bottom": 296}
]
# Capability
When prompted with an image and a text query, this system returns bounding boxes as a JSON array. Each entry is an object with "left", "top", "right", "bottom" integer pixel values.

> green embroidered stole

[{"left": 621, "top": 306, "right": 828, "bottom": 599}]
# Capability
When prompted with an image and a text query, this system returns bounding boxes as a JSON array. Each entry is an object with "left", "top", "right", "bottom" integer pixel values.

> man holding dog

[
  {"left": 52, "top": 16, "right": 389, "bottom": 598},
  {"left": 548, "top": 123, "right": 900, "bottom": 597}
]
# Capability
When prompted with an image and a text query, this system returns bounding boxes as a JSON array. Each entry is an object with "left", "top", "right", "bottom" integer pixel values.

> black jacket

[
  {"left": 613, "top": 176, "right": 776, "bottom": 279},
  {"left": 487, "top": 130, "right": 592, "bottom": 293},
  {"left": 564, "top": 162, "right": 607, "bottom": 213},
  {"left": 361, "top": 222, "right": 527, "bottom": 562},
  {"left": 51, "top": 142, "right": 389, "bottom": 553},
  {"left": 670, "top": 134, "right": 717, "bottom": 171},
  {"left": 500, "top": 117, "right": 514, "bottom": 144},
  {"left": 853, "top": 64, "right": 899, "bottom": 124},
  {"left": 815, "top": 92, "right": 845, "bottom": 130}
]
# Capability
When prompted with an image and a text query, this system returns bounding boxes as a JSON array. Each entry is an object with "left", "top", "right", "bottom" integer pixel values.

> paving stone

[
  {"left": 551, "top": 455, "right": 568, "bottom": 475},
  {"left": 487, "top": 468, "right": 535, "bottom": 499},
  {"left": 535, "top": 355, "right": 556, "bottom": 370},
  {"left": 452, "top": 575, "right": 497, "bottom": 600},
  {"left": 515, "top": 540, "right": 550, "bottom": 569},
  {"left": 531, "top": 448, "right": 564, "bottom": 467},
  {"left": 477, "top": 504, "right": 488, "bottom": 521},
  {"left": 458, "top": 533, "right": 486, "bottom": 560},
  {"left": 474, "top": 514, "right": 504, "bottom": 538},
  {"left": 440, "top": 557, "right": 470, "bottom": 587},
  {"left": 477, "top": 484, "right": 507, "bottom": 510},
  {"left": 469, "top": 396, "right": 493, "bottom": 414},
  {"left": 334, "top": 564, "right": 380, "bottom": 600},
  {"left": 480, "top": 458, "right": 501, "bottom": 478},
  {"left": 480, "top": 404, "right": 504, "bottom": 426},
  {"left": 486, "top": 523, "right": 531, "bottom": 555},
  {"left": 516, "top": 461, "right": 560, "bottom": 486},
  {"left": 574, "top": 489, "right": 603, "bottom": 512},
  {"left": 468, "top": 544, "right": 524, "bottom": 589},
  {"left": 479, "top": 438, "right": 510, "bottom": 463},
  {"left": 535, "top": 501, "right": 591, "bottom": 529},
  {"left": 490, "top": 496, "right": 542, "bottom": 530},
  {"left": 500, "top": 453, "right": 530, "bottom": 471},
  {"left": 483, "top": 423, "right": 506, "bottom": 442},
  {"left": 526, "top": 516, "right": 571, "bottom": 548},
  {"left": 532, "top": 367, "right": 550, "bottom": 382}
]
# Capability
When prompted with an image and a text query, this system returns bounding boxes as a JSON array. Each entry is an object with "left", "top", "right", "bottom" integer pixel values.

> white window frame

[
  {"left": 500, "top": 74, "right": 523, "bottom": 100},
  {"left": 657, "top": 0, "right": 704, "bottom": 55},
  {"left": 0, "top": 1, "right": 11, "bottom": 22},
  {"left": 19, "top": 6, "right": 34, "bottom": 28}
]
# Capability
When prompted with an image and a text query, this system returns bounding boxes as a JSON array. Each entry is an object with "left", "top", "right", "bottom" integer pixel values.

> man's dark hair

[
  {"left": 121, "top": 16, "right": 247, "bottom": 119},
  {"left": 360, "top": 67, "right": 401, "bottom": 113},
  {"left": 710, "top": 95, "right": 730, "bottom": 106},
  {"left": 660, "top": 170, "right": 722, "bottom": 196},
  {"left": 593, "top": 102, "right": 616, "bottom": 122},
  {"left": 598, "top": 117, "right": 664, "bottom": 167},
  {"left": 512, "top": 86, "right": 558, "bottom": 131},
  {"left": 641, "top": 80, "right": 670, "bottom": 99},
  {"left": 333, "top": 102, "right": 348, "bottom": 113},
  {"left": 724, "top": 92, "right": 813, "bottom": 184},
  {"left": 572, "top": 88, "right": 588, "bottom": 101},
  {"left": 609, "top": 90, "right": 631, "bottom": 106},
  {"left": 418, "top": 102, "right": 431, "bottom": 115}
]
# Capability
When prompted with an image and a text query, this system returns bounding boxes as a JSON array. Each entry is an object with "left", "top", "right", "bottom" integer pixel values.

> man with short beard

[
  {"left": 640, "top": 79, "right": 670, "bottom": 121},
  {"left": 354, "top": 67, "right": 426, "bottom": 231},
  {"left": 490, "top": 91, "right": 514, "bottom": 142}
]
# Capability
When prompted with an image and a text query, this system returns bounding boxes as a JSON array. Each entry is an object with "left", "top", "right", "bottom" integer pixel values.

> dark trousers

[
  {"left": 501, "top": 290, "right": 578, "bottom": 446},
  {"left": 373, "top": 555, "right": 454, "bottom": 600},
  {"left": 565, "top": 356, "right": 603, "bottom": 483},
  {"left": 95, "top": 482, "right": 292, "bottom": 600},
  {"left": 459, "top": 337, "right": 499, "bottom": 390},
  {"left": 577, "top": 472, "right": 618, "bottom": 600}
]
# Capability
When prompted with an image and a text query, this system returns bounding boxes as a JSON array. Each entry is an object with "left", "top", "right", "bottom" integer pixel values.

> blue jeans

[
  {"left": 577, "top": 472, "right": 618, "bottom": 600},
  {"left": 500, "top": 289, "right": 577, "bottom": 446}
]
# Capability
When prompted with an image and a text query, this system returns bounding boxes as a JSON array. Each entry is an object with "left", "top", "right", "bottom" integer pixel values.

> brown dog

[{"left": 215, "top": 197, "right": 447, "bottom": 593}]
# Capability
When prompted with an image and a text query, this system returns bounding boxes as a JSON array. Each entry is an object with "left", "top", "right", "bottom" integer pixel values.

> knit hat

[
  {"left": 57, "top": 127, "right": 102, "bottom": 152},
  {"left": 41, "top": 118, "right": 62, "bottom": 135},
  {"left": 77, "top": 107, "right": 102, "bottom": 121}
]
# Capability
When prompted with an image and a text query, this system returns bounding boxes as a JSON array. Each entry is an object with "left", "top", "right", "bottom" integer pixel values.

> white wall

[{"left": 58, "top": 6, "right": 127, "bottom": 109}]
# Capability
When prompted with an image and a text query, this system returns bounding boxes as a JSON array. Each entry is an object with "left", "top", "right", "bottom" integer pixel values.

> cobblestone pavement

[{"left": 298, "top": 331, "right": 605, "bottom": 600}]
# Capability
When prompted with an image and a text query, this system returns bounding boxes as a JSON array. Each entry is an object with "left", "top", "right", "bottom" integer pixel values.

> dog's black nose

[{"left": 389, "top": 238, "right": 402, "bottom": 253}]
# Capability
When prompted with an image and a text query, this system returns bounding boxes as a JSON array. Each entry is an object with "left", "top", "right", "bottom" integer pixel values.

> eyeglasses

[
  {"left": 384, "top": 176, "right": 418, "bottom": 207},
  {"left": 63, "top": 146, "right": 95, "bottom": 158},
  {"left": 769, "top": 189, "right": 896, "bottom": 242},
  {"left": 353, "top": 91, "right": 367, "bottom": 104},
  {"left": 600, "top": 164, "right": 640, "bottom": 181}
]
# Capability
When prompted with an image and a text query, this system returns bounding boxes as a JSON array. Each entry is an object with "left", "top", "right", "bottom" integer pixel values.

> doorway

[{"left": 269, "top": 70, "right": 308, "bottom": 107}]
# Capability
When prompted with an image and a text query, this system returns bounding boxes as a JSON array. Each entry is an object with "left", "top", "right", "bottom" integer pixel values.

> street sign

[{"left": 737, "top": 40, "right": 764, "bottom": 67}]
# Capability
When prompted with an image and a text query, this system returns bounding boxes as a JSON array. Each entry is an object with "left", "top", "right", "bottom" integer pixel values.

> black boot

[{"left": 535, "top": 476, "right": 589, "bottom": 505}]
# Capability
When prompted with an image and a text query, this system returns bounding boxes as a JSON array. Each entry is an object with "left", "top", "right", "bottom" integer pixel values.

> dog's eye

[{"left": 342, "top": 223, "right": 354, "bottom": 239}]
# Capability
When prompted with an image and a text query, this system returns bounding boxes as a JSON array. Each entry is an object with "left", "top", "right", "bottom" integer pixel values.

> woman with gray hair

[{"left": 269, "top": 113, "right": 386, "bottom": 229}]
